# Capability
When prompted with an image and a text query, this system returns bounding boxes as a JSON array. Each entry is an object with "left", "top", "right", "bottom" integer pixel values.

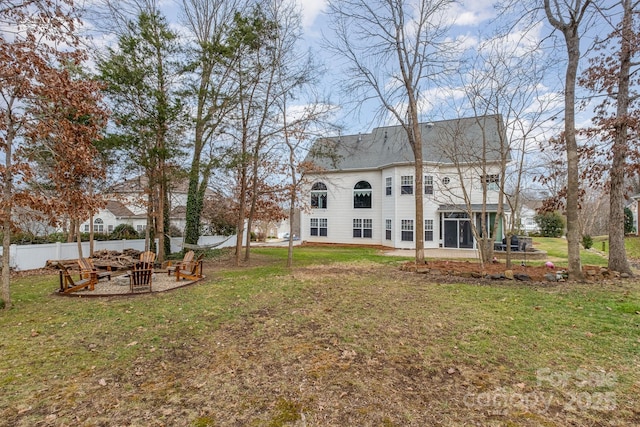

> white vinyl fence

[{"left": 0, "top": 235, "right": 238, "bottom": 271}]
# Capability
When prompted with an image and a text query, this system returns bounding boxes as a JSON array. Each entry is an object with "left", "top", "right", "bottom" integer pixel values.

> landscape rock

[
  {"left": 620, "top": 272, "right": 630, "bottom": 279},
  {"left": 504, "top": 270, "right": 514, "bottom": 280},
  {"left": 545, "top": 273, "right": 557, "bottom": 282},
  {"left": 514, "top": 273, "right": 531, "bottom": 281}
]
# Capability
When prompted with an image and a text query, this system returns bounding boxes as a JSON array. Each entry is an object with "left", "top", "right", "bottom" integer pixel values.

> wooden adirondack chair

[
  {"left": 139, "top": 251, "right": 156, "bottom": 265},
  {"left": 167, "top": 250, "right": 194, "bottom": 276},
  {"left": 129, "top": 261, "right": 153, "bottom": 293},
  {"left": 58, "top": 263, "right": 96, "bottom": 293},
  {"left": 176, "top": 254, "right": 204, "bottom": 281},
  {"left": 78, "top": 258, "right": 112, "bottom": 282}
]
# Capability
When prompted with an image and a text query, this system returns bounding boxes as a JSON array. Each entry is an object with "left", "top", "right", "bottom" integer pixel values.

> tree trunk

[
  {"left": 564, "top": 32, "right": 583, "bottom": 280},
  {"left": 1, "top": 126, "right": 12, "bottom": 309},
  {"left": 163, "top": 190, "right": 172, "bottom": 257},
  {"left": 156, "top": 164, "right": 166, "bottom": 264},
  {"left": 235, "top": 162, "right": 248, "bottom": 266},
  {"left": 608, "top": 0, "right": 633, "bottom": 275},
  {"left": 76, "top": 220, "right": 83, "bottom": 259},
  {"left": 89, "top": 212, "right": 94, "bottom": 257},
  {"left": 544, "top": 0, "right": 590, "bottom": 281},
  {"left": 409, "top": 102, "right": 425, "bottom": 264},
  {"left": 145, "top": 191, "right": 152, "bottom": 252}
]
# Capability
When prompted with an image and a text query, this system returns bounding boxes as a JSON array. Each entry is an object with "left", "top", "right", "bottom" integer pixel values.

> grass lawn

[
  {"left": 1, "top": 246, "right": 639, "bottom": 426},
  {"left": 532, "top": 237, "right": 609, "bottom": 267},
  {"left": 593, "top": 235, "right": 640, "bottom": 260}
]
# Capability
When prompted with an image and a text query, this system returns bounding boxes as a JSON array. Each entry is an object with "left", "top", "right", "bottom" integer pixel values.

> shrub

[
  {"left": 624, "top": 207, "right": 635, "bottom": 234},
  {"left": 80, "top": 232, "right": 110, "bottom": 241},
  {"left": 582, "top": 234, "right": 593, "bottom": 249},
  {"left": 534, "top": 211, "right": 565, "bottom": 238},
  {"left": 110, "top": 224, "right": 139, "bottom": 240}
]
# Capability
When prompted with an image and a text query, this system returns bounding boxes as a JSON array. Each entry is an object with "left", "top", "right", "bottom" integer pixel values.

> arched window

[
  {"left": 311, "top": 182, "right": 327, "bottom": 209},
  {"left": 93, "top": 218, "right": 104, "bottom": 233},
  {"left": 353, "top": 181, "right": 372, "bottom": 208}
]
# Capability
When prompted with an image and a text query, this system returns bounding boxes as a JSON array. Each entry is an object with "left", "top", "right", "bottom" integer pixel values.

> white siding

[{"left": 301, "top": 162, "right": 504, "bottom": 249}]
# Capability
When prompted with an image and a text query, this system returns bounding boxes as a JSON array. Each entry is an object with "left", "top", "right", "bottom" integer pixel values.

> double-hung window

[
  {"left": 385, "top": 177, "right": 392, "bottom": 196},
  {"left": 353, "top": 219, "right": 373, "bottom": 238},
  {"left": 424, "top": 175, "right": 434, "bottom": 195},
  {"left": 425, "top": 219, "right": 434, "bottom": 241},
  {"left": 310, "top": 218, "right": 328, "bottom": 236},
  {"left": 401, "top": 175, "right": 413, "bottom": 195},
  {"left": 401, "top": 220, "right": 414, "bottom": 241},
  {"left": 483, "top": 174, "right": 499, "bottom": 191},
  {"left": 385, "top": 219, "right": 392, "bottom": 240}
]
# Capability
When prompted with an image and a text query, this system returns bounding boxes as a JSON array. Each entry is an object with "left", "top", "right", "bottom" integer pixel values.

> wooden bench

[
  {"left": 78, "top": 258, "right": 112, "bottom": 282},
  {"left": 129, "top": 261, "right": 153, "bottom": 293},
  {"left": 167, "top": 250, "right": 194, "bottom": 277},
  {"left": 176, "top": 254, "right": 204, "bottom": 281},
  {"left": 58, "top": 263, "right": 97, "bottom": 294}
]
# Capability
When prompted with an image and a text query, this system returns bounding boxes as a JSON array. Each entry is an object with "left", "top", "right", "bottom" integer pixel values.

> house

[
  {"left": 80, "top": 176, "right": 214, "bottom": 235},
  {"left": 518, "top": 204, "right": 540, "bottom": 235},
  {"left": 300, "top": 115, "right": 509, "bottom": 250}
]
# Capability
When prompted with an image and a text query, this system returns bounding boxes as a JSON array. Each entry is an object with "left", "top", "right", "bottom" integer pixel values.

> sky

[
  {"left": 286, "top": 0, "right": 612, "bottom": 150},
  {"left": 86, "top": 0, "right": 615, "bottom": 158},
  {"left": 281, "top": 1, "right": 557, "bottom": 133}
]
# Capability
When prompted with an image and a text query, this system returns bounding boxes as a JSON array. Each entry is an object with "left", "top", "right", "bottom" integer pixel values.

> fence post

[{"left": 10, "top": 244, "right": 17, "bottom": 269}]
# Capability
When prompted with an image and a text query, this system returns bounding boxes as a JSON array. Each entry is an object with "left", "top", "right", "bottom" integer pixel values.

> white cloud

[
  {"left": 295, "top": 0, "right": 328, "bottom": 30},
  {"left": 447, "top": 0, "right": 496, "bottom": 27}
]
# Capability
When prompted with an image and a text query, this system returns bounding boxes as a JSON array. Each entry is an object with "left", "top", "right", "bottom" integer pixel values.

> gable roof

[
  {"left": 104, "top": 200, "right": 135, "bottom": 218},
  {"left": 307, "top": 115, "right": 507, "bottom": 171}
]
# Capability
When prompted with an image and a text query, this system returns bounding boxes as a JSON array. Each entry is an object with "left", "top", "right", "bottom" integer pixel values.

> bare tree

[
  {"left": 579, "top": 0, "right": 639, "bottom": 275},
  {"left": 326, "top": 0, "right": 456, "bottom": 264},
  {"left": 544, "top": 0, "right": 595, "bottom": 280},
  {"left": 452, "top": 28, "right": 560, "bottom": 267}
]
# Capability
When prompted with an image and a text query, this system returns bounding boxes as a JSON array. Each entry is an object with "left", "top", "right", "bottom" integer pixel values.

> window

[
  {"left": 108, "top": 225, "right": 114, "bottom": 233},
  {"left": 425, "top": 219, "right": 434, "bottom": 241},
  {"left": 424, "top": 175, "right": 434, "bottom": 195},
  {"left": 353, "top": 218, "right": 373, "bottom": 238},
  {"left": 354, "top": 181, "right": 372, "bottom": 208},
  {"left": 483, "top": 174, "right": 499, "bottom": 191},
  {"left": 442, "top": 176, "right": 451, "bottom": 185},
  {"left": 385, "top": 219, "right": 392, "bottom": 240},
  {"left": 136, "top": 225, "right": 144, "bottom": 232},
  {"left": 385, "top": 177, "right": 392, "bottom": 196},
  {"left": 311, "top": 182, "right": 328, "bottom": 208},
  {"left": 83, "top": 224, "right": 89, "bottom": 232},
  {"left": 310, "top": 218, "right": 328, "bottom": 236},
  {"left": 93, "top": 218, "right": 104, "bottom": 233},
  {"left": 401, "top": 219, "right": 414, "bottom": 241},
  {"left": 401, "top": 175, "right": 413, "bottom": 195}
]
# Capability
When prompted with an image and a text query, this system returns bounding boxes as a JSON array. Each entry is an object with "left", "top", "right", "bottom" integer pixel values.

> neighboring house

[
  {"left": 300, "top": 115, "right": 509, "bottom": 250},
  {"left": 80, "top": 176, "right": 214, "bottom": 235},
  {"left": 518, "top": 205, "right": 540, "bottom": 235}
]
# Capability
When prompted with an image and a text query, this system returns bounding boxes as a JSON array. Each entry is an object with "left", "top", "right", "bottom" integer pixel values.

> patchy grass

[{"left": 1, "top": 246, "right": 638, "bottom": 426}]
